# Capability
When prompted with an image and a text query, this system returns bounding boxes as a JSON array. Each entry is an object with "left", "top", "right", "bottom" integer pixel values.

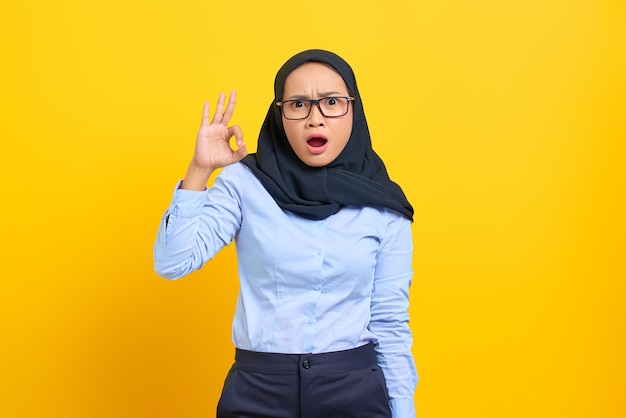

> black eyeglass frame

[{"left": 276, "top": 96, "right": 355, "bottom": 120}]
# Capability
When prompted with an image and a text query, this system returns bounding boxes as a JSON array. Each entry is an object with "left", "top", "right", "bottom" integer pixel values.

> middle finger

[{"left": 220, "top": 91, "right": 237, "bottom": 126}]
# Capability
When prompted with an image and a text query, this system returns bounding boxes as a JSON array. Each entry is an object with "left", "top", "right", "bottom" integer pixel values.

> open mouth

[
  {"left": 307, "top": 137, "right": 328, "bottom": 148},
  {"left": 306, "top": 136, "right": 328, "bottom": 155}
]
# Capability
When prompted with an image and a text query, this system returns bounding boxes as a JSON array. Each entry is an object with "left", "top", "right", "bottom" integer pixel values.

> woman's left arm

[{"left": 370, "top": 210, "right": 417, "bottom": 418}]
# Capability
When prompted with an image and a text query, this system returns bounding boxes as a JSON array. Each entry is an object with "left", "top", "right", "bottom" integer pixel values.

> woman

[{"left": 154, "top": 49, "right": 417, "bottom": 418}]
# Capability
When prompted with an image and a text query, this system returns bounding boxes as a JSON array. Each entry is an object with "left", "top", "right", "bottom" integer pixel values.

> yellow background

[{"left": 1, "top": 0, "right": 624, "bottom": 417}]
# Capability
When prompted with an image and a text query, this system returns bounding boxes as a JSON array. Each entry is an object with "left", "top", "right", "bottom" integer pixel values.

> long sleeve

[
  {"left": 153, "top": 166, "right": 244, "bottom": 280},
  {"left": 370, "top": 211, "right": 417, "bottom": 418}
]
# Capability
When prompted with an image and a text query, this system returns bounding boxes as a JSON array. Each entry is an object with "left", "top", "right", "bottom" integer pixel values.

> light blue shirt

[{"left": 154, "top": 163, "right": 417, "bottom": 417}]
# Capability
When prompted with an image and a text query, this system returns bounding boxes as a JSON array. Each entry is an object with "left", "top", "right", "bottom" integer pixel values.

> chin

[{"left": 301, "top": 156, "right": 333, "bottom": 168}]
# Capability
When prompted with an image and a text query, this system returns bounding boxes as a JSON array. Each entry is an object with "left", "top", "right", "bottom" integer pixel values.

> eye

[
  {"left": 289, "top": 100, "right": 307, "bottom": 109},
  {"left": 324, "top": 97, "right": 339, "bottom": 106}
]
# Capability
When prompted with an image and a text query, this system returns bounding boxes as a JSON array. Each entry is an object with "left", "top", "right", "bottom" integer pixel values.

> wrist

[
  {"left": 189, "top": 160, "right": 216, "bottom": 175},
  {"left": 181, "top": 162, "right": 215, "bottom": 191}
]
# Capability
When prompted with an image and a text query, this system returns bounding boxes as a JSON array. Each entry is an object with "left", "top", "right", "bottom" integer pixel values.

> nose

[{"left": 307, "top": 103, "right": 325, "bottom": 126}]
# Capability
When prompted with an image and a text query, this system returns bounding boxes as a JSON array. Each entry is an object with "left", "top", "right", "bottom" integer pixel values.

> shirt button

[{"left": 302, "top": 359, "right": 311, "bottom": 369}]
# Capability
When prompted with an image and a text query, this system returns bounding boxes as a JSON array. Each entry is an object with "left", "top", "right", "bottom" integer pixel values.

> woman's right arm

[{"left": 153, "top": 92, "right": 248, "bottom": 279}]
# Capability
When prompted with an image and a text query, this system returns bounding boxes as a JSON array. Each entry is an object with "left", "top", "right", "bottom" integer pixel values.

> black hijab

[{"left": 241, "top": 49, "right": 414, "bottom": 221}]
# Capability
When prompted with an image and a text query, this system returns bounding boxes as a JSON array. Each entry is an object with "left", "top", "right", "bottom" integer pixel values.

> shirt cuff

[
  {"left": 170, "top": 180, "right": 209, "bottom": 218},
  {"left": 390, "top": 398, "right": 415, "bottom": 418}
]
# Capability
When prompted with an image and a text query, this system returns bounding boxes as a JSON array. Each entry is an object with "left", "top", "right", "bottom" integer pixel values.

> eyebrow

[{"left": 286, "top": 91, "right": 344, "bottom": 100}]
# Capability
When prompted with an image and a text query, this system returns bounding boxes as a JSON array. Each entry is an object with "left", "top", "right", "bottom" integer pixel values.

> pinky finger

[{"left": 200, "top": 101, "right": 210, "bottom": 126}]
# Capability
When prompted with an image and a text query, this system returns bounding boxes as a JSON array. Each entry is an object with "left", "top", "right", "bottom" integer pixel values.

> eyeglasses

[{"left": 276, "top": 96, "right": 355, "bottom": 120}]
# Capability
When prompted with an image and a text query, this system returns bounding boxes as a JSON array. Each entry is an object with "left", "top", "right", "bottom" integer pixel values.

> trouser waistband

[{"left": 233, "top": 342, "right": 377, "bottom": 375}]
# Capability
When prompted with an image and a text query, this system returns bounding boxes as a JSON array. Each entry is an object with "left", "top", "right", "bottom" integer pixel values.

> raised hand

[{"left": 182, "top": 91, "right": 248, "bottom": 190}]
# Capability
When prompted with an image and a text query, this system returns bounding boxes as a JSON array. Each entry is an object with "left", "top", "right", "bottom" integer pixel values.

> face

[{"left": 281, "top": 62, "right": 353, "bottom": 167}]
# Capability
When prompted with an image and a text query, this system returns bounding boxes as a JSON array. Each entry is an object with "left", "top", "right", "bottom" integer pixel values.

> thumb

[{"left": 230, "top": 125, "right": 247, "bottom": 159}]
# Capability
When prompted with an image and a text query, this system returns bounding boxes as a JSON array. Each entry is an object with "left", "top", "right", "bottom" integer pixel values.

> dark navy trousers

[{"left": 216, "top": 343, "right": 392, "bottom": 418}]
